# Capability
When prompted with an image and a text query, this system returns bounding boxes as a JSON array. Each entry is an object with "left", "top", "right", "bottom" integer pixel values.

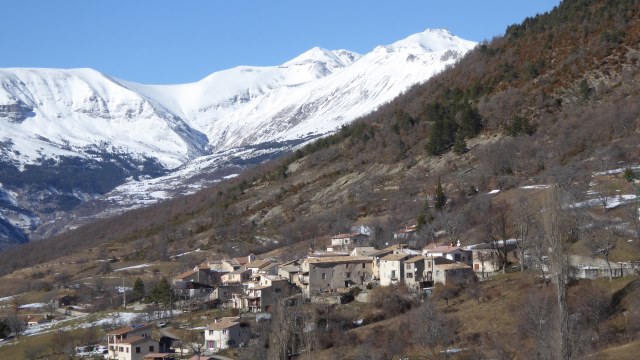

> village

[{"left": 2, "top": 218, "right": 637, "bottom": 360}]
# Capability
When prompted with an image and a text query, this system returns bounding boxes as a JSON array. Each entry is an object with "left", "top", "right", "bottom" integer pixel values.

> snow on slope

[
  {"left": 121, "top": 48, "right": 361, "bottom": 135},
  {"left": 65, "top": 29, "right": 477, "bottom": 219},
  {"left": 0, "top": 29, "right": 476, "bottom": 242},
  {"left": 202, "top": 29, "right": 476, "bottom": 150},
  {"left": 0, "top": 68, "right": 209, "bottom": 168},
  {"left": 0, "top": 29, "right": 473, "bottom": 170}
]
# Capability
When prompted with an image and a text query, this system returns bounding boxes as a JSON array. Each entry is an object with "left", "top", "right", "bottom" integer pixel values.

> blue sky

[{"left": 2, "top": 0, "right": 561, "bottom": 84}]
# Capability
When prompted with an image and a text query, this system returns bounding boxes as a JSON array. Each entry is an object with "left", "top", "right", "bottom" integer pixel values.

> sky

[{"left": 1, "top": 0, "right": 562, "bottom": 84}]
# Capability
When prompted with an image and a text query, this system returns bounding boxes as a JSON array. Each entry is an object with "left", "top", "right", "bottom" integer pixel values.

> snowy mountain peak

[
  {"left": 283, "top": 47, "right": 361, "bottom": 70},
  {"left": 383, "top": 28, "right": 477, "bottom": 53},
  {"left": 0, "top": 29, "right": 477, "bottom": 247}
]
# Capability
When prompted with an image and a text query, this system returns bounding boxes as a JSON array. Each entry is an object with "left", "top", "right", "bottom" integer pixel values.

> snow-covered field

[{"left": 22, "top": 310, "right": 182, "bottom": 337}]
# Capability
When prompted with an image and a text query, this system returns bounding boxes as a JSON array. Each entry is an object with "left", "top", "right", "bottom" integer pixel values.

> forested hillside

[{"left": 1, "top": 0, "right": 639, "bottom": 275}]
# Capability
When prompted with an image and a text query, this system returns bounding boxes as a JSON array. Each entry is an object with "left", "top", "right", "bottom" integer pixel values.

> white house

[
  {"left": 107, "top": 324, "right": 158, "bottom": 360},
  {"left": 204, "top": 317, "right": 251, "bottom": 351},
  {"left": 423, "top": 244, "right": 472, "bottom": 266},
  {"left": 379, "top": 253, "right": 411, "bottom": 286}
]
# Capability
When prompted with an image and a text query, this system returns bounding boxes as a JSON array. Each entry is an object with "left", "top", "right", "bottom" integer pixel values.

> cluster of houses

[
  {"left": 97, "top": 223, "right": 639, "bottom": 358},
  {"left": 106, "top": 319, "right": 250, "bottom": 360},
  {"left": 162, "top": 227, "right": 508, "bottom": 353}
]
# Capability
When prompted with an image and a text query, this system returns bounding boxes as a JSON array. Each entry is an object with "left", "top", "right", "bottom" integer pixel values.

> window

[
  {"left": 344, "top": 239, "right": 349, "bottom": 244},
  {"left": 391, "top": 270, "right": 396, "bottom": 279},
  {"left": 407, "top": 273, "right": 413, "bottom": 278},
  {"left": 223, "top": 329, "right": 227, "bottom": 334},
  {"left": 362, "top": 263, "right": 365, "bottom": 269},
  {"left": 275, "top": 288, "right": 281, "bottom": 293},
  {"left": 209, "top": 330, "right": 214, "bottom": 335},
  {"left": 407, "top": 264, "right": 412, "bottom": 269},
  {"left": 322, "top": 273, "right": 327, "bottom": 280},
  {"left": 455, "top": 254, "right": 461, "bottom": 261},
  {"left": 119, "top": 347, "right": 123, "bottom": 352},
  {"left": 126, "top": 348, "right": 129, "bottom": 353},
  {"left": 136, "top": 347, "right": 141, "bottom": 353},
  {"left": 149, "top": 346, "right": 154, "bottom": 352}
]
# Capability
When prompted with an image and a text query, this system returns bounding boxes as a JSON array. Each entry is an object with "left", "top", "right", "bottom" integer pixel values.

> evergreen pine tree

[
  {"left": 434, "top": 179, "right": 447, "bottom": 211},
  {"left": 453, "top": 132, "right": 467, "bottom": 155},
  {"left": 132, "top": 278, "right": 145, "bottom": 302},
  {"left": 152, "top": 277, "right": 173, "bottom": 309}
]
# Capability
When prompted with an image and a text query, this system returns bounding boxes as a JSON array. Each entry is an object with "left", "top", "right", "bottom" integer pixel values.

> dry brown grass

[{"left": 587, "top": 340, "right": 640, "bottom": 360}]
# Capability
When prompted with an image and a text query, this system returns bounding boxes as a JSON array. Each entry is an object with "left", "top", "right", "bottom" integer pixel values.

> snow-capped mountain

[{"left": 0, "top": 29, "right": 476, "bottom": 247}]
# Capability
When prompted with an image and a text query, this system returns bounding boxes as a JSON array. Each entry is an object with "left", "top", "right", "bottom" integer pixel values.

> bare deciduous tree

[
  {"left": 512, "top": 195, "right": 538, "bottom": 272},
  {"left": 542, "top": 184, "right": 572, "bottom": 360},
  {"left": 517, "top": 290, "right": 557, "bottom": 360},
  {"left": 412, "top": 300, "right": 460, "bottom": 359},
  {"left": 483, "top": 203, "right": 512, "bottom": 273},
  {"left": 586, "top": 226, "right": 618, "bottom": 281}
]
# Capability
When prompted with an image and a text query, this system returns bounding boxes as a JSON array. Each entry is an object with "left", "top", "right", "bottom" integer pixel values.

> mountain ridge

[{"left": 0, "top": 28, "right": 476, "bottom": 247}]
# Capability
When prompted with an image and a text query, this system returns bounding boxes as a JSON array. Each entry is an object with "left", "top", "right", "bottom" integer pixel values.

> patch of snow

[
  {"left": 487, "top": 189, "right": 500, "bottom": 194},
  {"left": 113, "top": 264, "right": 150, "bottom": 272},
  {"left": 570, "top": 194, "right": 636, "bottom": 209},
  {"left": 594, "top": 165, "right": 640, "bottom": 176},
  {"left": 170, "top": 248, "right": 201, "bottom": 258},
  {"left": 520, "top": 184, "right": 550, "bottom": 189},
  {"left": 20, "top": 302, "right": 47, "bottom": 309}
]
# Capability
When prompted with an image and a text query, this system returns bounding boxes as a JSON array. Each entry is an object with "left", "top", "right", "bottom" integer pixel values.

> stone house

[
  {"left": 403, "top": 255, "right": 427, "bottom": 290},
  {"left": 327, "top": 233, "right": 370, "bottom": 252},
  {"left": 245, "top": 259, "right": 275, "bottom": 275},
  {"left": 301, "top": 256, "right": 374, "bottom": 297},
  {"left": 427, "top": 258, "right": 475, "bottom": 285},
  {"left": 232, "top": 275, "right": 288, "bottom": 313},
  {"left": 393, "top": 224, "right": 418, "bottom": 241},
  {"left": 369, "top": 244, "right": 407, "bottom": 279},
  {"left": 470, "top": 248, "right": 501, "bottom": 276},
  {"left": 221, "top": 269, "right": 252, "bottom": 284},
  {"left": 204, "top": 317, "right": 250, "bottom": 351},
  {"left": 107, "top": 324, "right": 159, "bottom": 360},
  {"left": 211, "top": 284, "right": 245, "bottom": 306},
  {"left": 379, "top": 253, "right": 412, "bottom": 286},
  {"left": 277, "top": 259, "right": 303, "bottom": 283},
  {"left": 423, "top": 244, "right": 472, "bottom": 266}
]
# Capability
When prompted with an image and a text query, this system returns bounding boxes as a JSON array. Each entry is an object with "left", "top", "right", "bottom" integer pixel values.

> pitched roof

[
  {"left": 206, "top": 320, "right": 239, "bottom": 331},
  {"left": 174, "top": 269, "right": 198, "bottom": 280},
  {"left": 369, "top": 248, "right": 395, "bottom": 257},
  {"left": 307, "top": 256, "right": 372, "bottom": 264},
  {"left": 380, "top": 253, "right": 411, "bottom": 261},
  {"left": 405, "top": 255, "right": 426, "bottom": 263},
  {"left": 245, "top": 259, "right": 272, "bottom": 269},
  {"left": 331, "top": 232, "right": 368, "bottom": 239},
  {"left": 118, "top": 335, "right": 155, "bottom": 345},
  {"left": 228, "top": 268, "right": 251, "bottom": 275},
  {"left": 383, "top": 243, "right": 407, "bottom": 251},
  {"left": 107, "top": 324, "right": 151, "bottom": 336},
  {"left": 424, "top": 245, "right": 464, "bottom": 254}
]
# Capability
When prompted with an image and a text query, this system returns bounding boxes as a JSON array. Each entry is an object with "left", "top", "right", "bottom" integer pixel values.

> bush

[{"left": 368, "top": 284, "right": 416, "bottom": 317}]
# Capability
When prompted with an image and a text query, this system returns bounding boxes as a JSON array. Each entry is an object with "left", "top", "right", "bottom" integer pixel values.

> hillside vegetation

[{"left": 1, "top": 0, "right": 640, "bottom": 277}]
